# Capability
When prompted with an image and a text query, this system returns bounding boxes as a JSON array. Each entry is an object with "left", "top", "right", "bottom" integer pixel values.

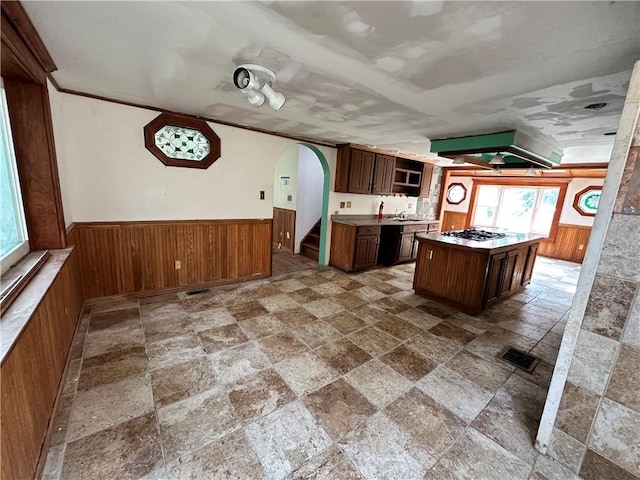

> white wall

[
  {"left": 272, "top": 145, "right": 298, "bottom": 210},
  {"left": 441, "top": 175, "right": 603, "bottom": 227},
  {"left": 441, "top": 176, "right": 474, "bottom": 214},
  {"left": 560, "top": 177, "right": 605, "bottom": 226},
  {"left": 51, "top": 92, "right": 335, "bottom": 223},
  {"left": 295, "top": 145, "right": 323, "bottom": 253},
  {"left": 329, "top": 192, "right": 418, "bottom": 217}
]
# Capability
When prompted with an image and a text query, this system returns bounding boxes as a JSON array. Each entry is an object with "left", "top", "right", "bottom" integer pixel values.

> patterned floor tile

[
  {"left": 303, "top": 378, "right": 376, "bottom": 441},
  {"left": 244, "top": 401, "right": 332, "bottom": 480},
  {"left": 227, "top": 368, "right": 296, "bottom": 423},
  {"left": 339, "top": 412, "right": 436, "bottom": 480}
]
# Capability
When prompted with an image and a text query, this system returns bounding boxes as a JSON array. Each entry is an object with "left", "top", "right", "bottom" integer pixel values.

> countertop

[
  {"left": 416, "top": 231, "right": 545, "bottom": 251},
  {"left": 331, "top": 214, "right": 440, "bottom": 227}
]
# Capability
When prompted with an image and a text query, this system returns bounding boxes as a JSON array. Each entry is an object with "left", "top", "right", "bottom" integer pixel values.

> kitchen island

[{"left": 413, "top": 230, "right": 544, "bottom": 315}]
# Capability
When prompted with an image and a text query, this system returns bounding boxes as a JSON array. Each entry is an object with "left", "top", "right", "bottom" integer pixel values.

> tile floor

[{"left": 42, "top": 256, "right": 584, "bottom": 480}]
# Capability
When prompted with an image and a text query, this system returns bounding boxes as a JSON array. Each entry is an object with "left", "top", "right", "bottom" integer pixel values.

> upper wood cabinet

[
  {"left": 347, "top": 149, "right": 375, "bottom": 194},
  {"left": 335, "top": 145, "right": 432, "bottom": 197},
  {"left": 371, "top": 154, "right": 395, "bottom": 194}
]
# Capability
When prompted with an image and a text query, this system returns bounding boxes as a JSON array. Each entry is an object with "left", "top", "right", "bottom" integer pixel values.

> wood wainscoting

[
  {"left": 68, "top": 219, "right": 272, "bottom": 299},
  {"left": 1, "top": 248, "right": 83, "bottom": 480},
  {"left": 272, "top": 207, "right": 295, "bottom": 251},
  {"left": 538, "top": 223, "right": 592, "bottom": 263},
  {"left": 440, "top": 210, "right": 468, "bottom": 232}
]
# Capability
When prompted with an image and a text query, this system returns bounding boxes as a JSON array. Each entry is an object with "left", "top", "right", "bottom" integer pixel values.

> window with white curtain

[
  {"left": 472, "top": 184, "right": 560, "bottom": 236},
  {"left": 0, "top": 84, "right": 29, "bottom": 275}
]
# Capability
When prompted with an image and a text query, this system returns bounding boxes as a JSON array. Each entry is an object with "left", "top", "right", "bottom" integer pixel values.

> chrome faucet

[{"left": 398, "top": 210, "right": 408, "bottom": 220}]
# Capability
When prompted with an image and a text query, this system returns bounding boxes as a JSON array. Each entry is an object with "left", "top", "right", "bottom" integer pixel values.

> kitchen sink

[{"left": 390, "top": 218, "right": 423, "bottom": 222}]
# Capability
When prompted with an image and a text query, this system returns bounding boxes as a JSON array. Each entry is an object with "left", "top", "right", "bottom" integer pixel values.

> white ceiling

[{"left": 23, "top": 1, "right": 640, "bottom": 161}]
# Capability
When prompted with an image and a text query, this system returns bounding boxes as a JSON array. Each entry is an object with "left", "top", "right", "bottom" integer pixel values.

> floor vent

[
  {"left": 498, "top": 347, "right": 539, "bottom": 373},
  {"left": 185, "top": 288, "right": 211, "bottom": 296}
]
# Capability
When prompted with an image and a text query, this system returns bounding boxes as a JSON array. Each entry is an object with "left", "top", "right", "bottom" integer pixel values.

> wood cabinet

[
  {"left": 329, "top": 222, "right": 381, "bottom": 272},
  {"left": 521, "top": 243, "right": 539, "bottom": 286},
  {"left": 335, "top": 145, "right": 432, "bottom": 197},
  {"left": 347, "top": 149, "right": 375, "bottom": 194},
  {"left": 371, "top": 154, "right": 395, "bottom": 194},
  {"left": 485, "top": 249, "right": 521, "bottom": 304},
  {"left": 413, "top": 235, "right": 541, "bottom": 314},
  {"left": 420, "top": 163, "right": 434, "bottom": 197}
]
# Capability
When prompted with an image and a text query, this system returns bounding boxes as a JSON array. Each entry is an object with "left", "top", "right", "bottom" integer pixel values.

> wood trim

[
  {"left": 0, "top": 1, "right": 56, "bottom": 74},
  {"left": 73, "top": 219, "right": 272, "bottom": 228},
  {"left": 338, "top": 143, "right": 438, "bottom": 165},
  {"left": 466, "top": 178, "right": 568, "bottom": 241},
  {"left": 572, "top": 185, "right": 602, "bottom": 217},
  {"left": 143, "top": 112, "right": 221, "bottom": 169},
  {"left": 0, "top": 250, "right": 49, "bottom": 316},
  {"left": 1, "top": 248, "right": 83, "bottom": 480},
  {"left": 4, "top": 80, "right": 67, "bottom": 249},
  {"left": 436, "top": 168, "right": 450, "bottom": 221},
  {"left": 445, "top": 182, "right": 467, "bottom": 205},
  {"left": 56, "top": 87, "right": 337, "bottom": 148},
  {"left": 470, "top": 177, "right": 571, "bottom": 186},
  {"left": 72, "top": 219, "right": 272, "bottom": 299}
]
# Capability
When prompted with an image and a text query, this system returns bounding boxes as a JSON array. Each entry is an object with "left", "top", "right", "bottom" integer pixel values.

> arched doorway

[{"left": 272, "top": 144, "right": 330, "bottom": 273}]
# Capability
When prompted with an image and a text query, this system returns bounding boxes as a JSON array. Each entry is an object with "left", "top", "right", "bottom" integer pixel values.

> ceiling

[{"left": 22, "top": 1, "right": 640, "bottom": 163}]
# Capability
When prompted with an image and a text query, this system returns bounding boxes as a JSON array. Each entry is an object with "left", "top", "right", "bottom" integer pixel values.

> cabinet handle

[{"left": 428, "top": 249, "right": 433, "bottom": 260}]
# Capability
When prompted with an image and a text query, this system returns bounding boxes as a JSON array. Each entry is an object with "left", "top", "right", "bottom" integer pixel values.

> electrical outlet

[
  {"left": 259, "top": 191, "right": 265, "bottom": 200},
  {"left": 340, "top": 201, "right": 345, "bottom": 208},
  {"left": 346, "top": 201, "right": 352, "bottom": 208},
  {"left": 175, "top": 260, "right": 182, "bottom": 269},
  {"left": 287, "top": 195, "right": 292, "bottom": 201},
  {"left": 408, "top": 203, "right": 413, "bottom": 209}
]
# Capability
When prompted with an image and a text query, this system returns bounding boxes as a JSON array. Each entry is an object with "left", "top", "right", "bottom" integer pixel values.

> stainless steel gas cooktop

[{"left": 441, "top": 228, "right": 507, "bottom": 242}]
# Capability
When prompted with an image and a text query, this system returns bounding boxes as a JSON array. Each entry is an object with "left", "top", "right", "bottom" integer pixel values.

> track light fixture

[{"left": 233, "top": 64, "right": 286, "bottom": 111}]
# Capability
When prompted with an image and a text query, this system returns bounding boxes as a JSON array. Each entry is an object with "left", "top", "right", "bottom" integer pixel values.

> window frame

[
  {"left": 0, "top": 84, "right": 29, "bottom": 275},
  {"left": 446, "top": 182, "right": 467, "bottom": 205},
  {"left": 466, "top": 178, "right": 569, "bottom": 241},
  {"left": 572, "top": 185, "right": 602, "bottom": 217}
]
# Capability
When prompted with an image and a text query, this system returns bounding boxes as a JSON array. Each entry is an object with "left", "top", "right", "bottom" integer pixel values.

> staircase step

[
  {"left": 306, "top": 233, "right": 320, "bottom": 246},
  {"left": 301, "top": 243, "right": 319, "bottom": 261}
]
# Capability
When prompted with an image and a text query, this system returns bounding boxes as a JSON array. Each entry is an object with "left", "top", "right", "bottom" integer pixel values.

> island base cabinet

[
  {"left": 485, "top": 249, "right": 521, "bottom": 306},
  {"left": 413, "top": 242, "right": 488, "bottom": 314},
  {"left": 413, "top": 237, "right": 540, "bottom": 315}
]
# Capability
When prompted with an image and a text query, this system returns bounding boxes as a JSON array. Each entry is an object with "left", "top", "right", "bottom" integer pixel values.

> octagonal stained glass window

[
  {"left": 154, "top": 125, "right": 210, "bottom": 161},
  {"left": 144, "top": 112, "right": 221, "bottom": 169},
  {"left": 573, "top": 186, "right": 602, "bottom": 216},
  {"left": 446, "top": 183, "right": 467, "bottom": 205}
]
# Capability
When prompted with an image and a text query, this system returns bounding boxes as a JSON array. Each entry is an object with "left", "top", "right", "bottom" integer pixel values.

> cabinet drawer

[
  {"left": 400, "top": 224, "right": 429, "bottom": 234},
  {"left": 356, "top": 225, "right": 381, "bottom": 237}
]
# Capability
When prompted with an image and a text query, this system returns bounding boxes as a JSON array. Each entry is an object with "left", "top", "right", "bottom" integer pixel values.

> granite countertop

[
  {"left": 416, "top": 231, "right": 545, "bottom": 250},
  {"left": 331, "top": 214, "right": 439, "bottom": 227}
]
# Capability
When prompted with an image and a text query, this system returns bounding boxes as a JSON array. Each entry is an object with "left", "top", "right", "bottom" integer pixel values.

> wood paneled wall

[
  {"left": 68, "top": 219, "right": 272, "bottom": 299},
  {"left": 272, "top": 208, "right": 295, "bottom": 251},
  {"left": 441, "top": 210, "right": 468, "bottom": 231},
  {"left": 1, "top": 248, "right": 83, "bottom": 480},
  {"left": 538, "top": 223, "right": 592, "bottom": 263}
]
